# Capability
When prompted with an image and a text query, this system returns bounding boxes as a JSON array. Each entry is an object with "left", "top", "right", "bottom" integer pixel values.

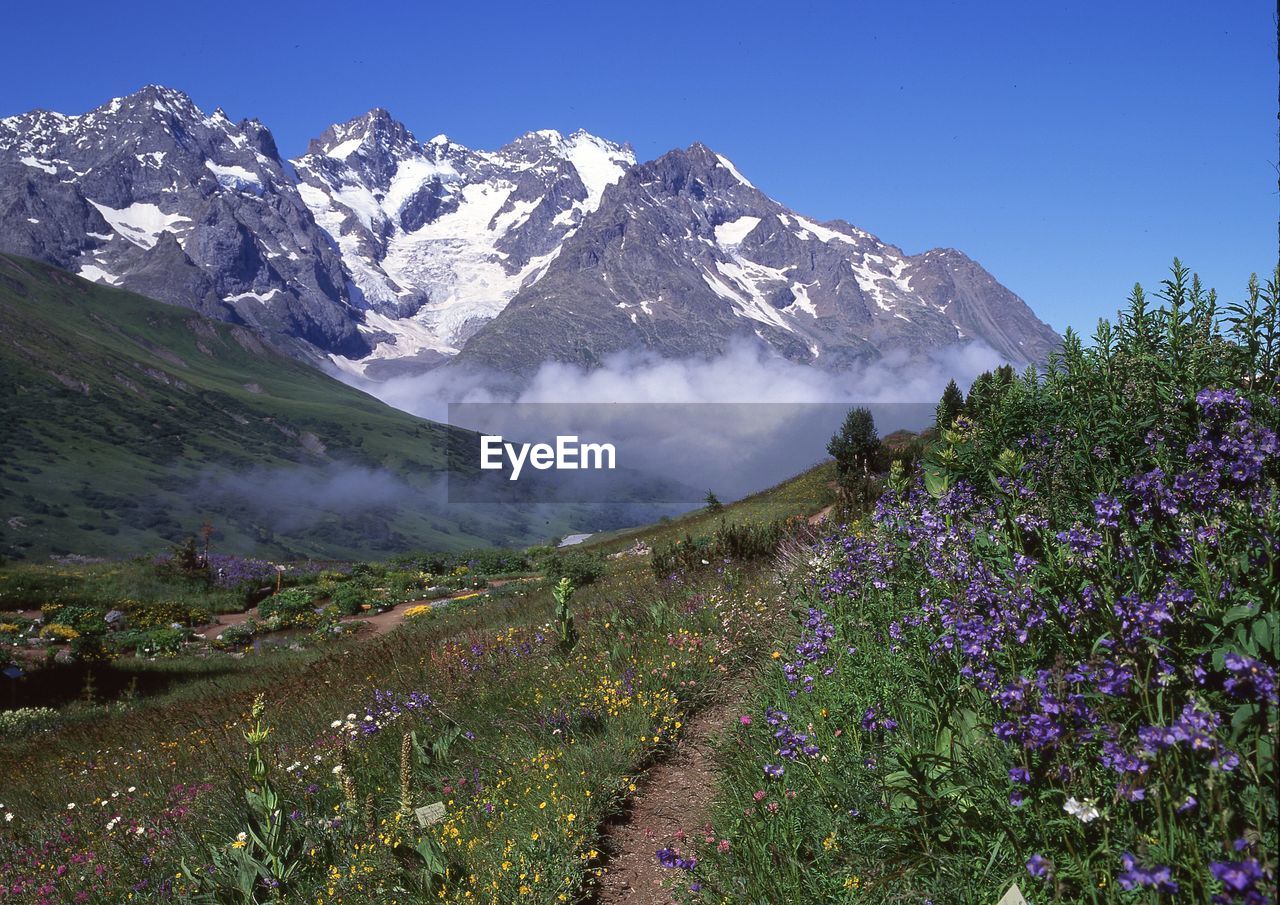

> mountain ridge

[{"left": 0, "top": 86, "right": 1061, "bottom": 381}]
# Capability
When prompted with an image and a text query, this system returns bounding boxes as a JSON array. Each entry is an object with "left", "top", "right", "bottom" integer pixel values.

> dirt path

[
  {"left": 196, "top": 579, "right": 526, "bottom": 642},
  {"left": 808, "top": 503, "right": 834, "bottom": 525},
  {"left": 595, "top": 693, "right": 743, "bottom": 904}
]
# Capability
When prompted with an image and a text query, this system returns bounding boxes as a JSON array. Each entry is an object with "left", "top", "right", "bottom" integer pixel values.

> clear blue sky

[{"left": 3, "top": 0, "right": 1275, "bottom": 335}]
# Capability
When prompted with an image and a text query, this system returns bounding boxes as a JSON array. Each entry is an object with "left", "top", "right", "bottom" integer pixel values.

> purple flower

[
  {"left": 1092, "top": 493, "right": 1121, "bottom": 528},
  {"left": 1223, "top": 652, "right": 1278, "bottom": 705},
  {"left": 860, "top": 706, "right": 898, "bottom": 734},
  {"left": 1117, "top": 852, "right": 1179, "bottom": 894},
  {"left": 1026, "top": 854, "right": 1051, "bottom": 878},
  {"left": 655, "top": 847, "right": 697, "bottom": 870}
]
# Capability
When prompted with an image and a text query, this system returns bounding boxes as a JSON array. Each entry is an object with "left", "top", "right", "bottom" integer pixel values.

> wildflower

[
  {"left": 655, "top": 847, "right": 697, "bottom": 870},
  {"left": 1210, "top": 858, "right": 1270, "bottom": 896},
  {"left": 231, "top": 832, "right": 248, "bottom": 850},
  {"left": 763, "top": 764, "right": 784, "bottom": 779},
  {"left": 1026, "top": 854, "right": 1051, "bottom": 878},
  {"left": 1063, "top": 797, "right": 1099, "bottom": 823},
  {"left": 1117, "top": 852, "right": 1178, "bottom": 893}
]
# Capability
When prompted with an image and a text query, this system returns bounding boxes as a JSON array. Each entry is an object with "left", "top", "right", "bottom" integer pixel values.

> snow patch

[
  {"left": 78, "top": 264, "right": 121, "bottom": 285},
  {"left": 206, "top": 161, "right": 264, "bottom": 194},
  {"left": 714, "top": 215, "right": 761, "bottom": 247},
  {"left": 224, "top": 289, "right": 282, "bottom": 305},
  {"left": 562, "top": 132, "right": 630, "bottom": 208},
  {"left": 86, "top": 200, "right": 191, "bottom": 249},
  {"left": 327, "top": 137, "right": 365, "bottom": 159},
  {"left": 792, "top": 215, "right": 856, "bottom": 246},
  {"left": 20, "top": 156, "right": 56, "bottom": 174},
  {"left": 715, "top": 153, "right": 754, "bottom": 188}
]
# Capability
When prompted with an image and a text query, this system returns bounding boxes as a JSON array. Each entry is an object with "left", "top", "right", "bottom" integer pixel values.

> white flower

[
  {"left": 127, "top": 786, "right": 136, "bottom": 793},
  {"left": 236, "top": 831, "right": 247, "bottom": 842},
  {"left": 135, "top": 826, "right": 145, "bottom": 836},
  {"left": 66, "top": 803, "right": 76, "bottom": 810},
  {"left": 1063, "top": 796, "right": 1100, "bottom": 823},
  {"left": 331, "top": 765, "right": 343, "bottom": 775},
  {"left": 4, "top": 813, "right": 13, "bottom": 822},
  {"left": 330, "top": 720, "right": 342, "bottom": 729},
  {"left": 345, "top": 714, "right": 357, "bottom": 721}
]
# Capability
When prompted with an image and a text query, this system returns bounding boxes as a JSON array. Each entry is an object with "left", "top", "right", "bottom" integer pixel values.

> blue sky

[{"left": 3, "top": 0, "right": 1274, "bottom": 335}]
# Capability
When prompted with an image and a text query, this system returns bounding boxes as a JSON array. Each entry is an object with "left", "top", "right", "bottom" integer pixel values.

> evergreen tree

[
  {"left": 828, "top": 407, "right": 880, "bottom": 488},
  {"left": 704, "top": 490, "right": 723, "bottom": 513},
  {"left": 935, "top": 379, "right": 965, "bottom": 430}
]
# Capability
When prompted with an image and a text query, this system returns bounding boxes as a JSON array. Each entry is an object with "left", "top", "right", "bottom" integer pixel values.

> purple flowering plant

[{"left": 697, "top": 265, "right": 1278, "bottom": 902}]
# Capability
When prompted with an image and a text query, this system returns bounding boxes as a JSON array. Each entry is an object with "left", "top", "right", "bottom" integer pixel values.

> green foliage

[
  {"left": 704, "top": 490, "right": 724, "bottom": 513},
  {"left": 552, "top": 578, "right": 578, "bottom": 655},
  {"left": 256, "top": 587, "right": 321, "bottom": 625},
  {"left": 697, "top": 262, "right": 1280, "bottom": 903},
  {"left": 935, "top": 378, "right": 966, "bottom": 431},
  {"left": 184, "top": 694, "right": 309, "bottom": 902},
  {"left": 540, "top": 551, "right": 605, "bottom": 588},
  {"left": 651, "top": 517, "right": 802, "bottom": 577},
  {"left": 828, "top": 407, "right": 881, "bottom": 487},
  {"left": 0, "top": 707, "right": 60, "bottom": 738}
]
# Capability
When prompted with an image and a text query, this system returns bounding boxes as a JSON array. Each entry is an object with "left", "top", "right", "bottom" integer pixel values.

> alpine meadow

[{"left": 0, "top": 3, "right": 1276, "bottom": 904}]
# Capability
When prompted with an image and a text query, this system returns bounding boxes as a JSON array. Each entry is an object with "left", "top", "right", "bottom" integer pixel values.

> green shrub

[
  {"left": 651, "top": 517, "right": 798, "bottom": 577},
  {"left": 0, "top": 707, "right": 60, "bottom": 738},
  {"left": 121, "top": 599, "right": 210, "bottom": 629},
  {"left": 540, "top": 551, "right": 605, "bottom": 588},
  {"left": 325, "top": 583, "right": 367, "bottom": 617},
  {"left": 257, "top": 587, "right": 321, "bottom": 623}
]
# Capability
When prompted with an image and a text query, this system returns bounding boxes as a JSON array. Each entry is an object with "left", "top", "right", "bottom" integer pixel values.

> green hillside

[
  {"left": 581, "top": 458, "right": 838, "bottom": 553},
  {"left": 0, "top": 255, "right": 568, "bottom": 560}
]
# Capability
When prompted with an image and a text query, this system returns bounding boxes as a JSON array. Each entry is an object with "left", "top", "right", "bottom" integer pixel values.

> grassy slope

[
  {"left": 0, "top": 255, "right": 574, "bottom": 560},
  {"left": 581, "top": 459, "right": 838, "bottom": 554}
]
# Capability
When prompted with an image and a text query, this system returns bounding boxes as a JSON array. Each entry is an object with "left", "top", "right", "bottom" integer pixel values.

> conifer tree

[{"left": 935, "top": 379, "right": 965, "bottom": 430}]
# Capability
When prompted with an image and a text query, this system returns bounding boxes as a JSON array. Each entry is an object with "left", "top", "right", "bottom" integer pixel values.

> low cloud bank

[
  {"left": 323, "top": 340, "right": 1013, "bottom": 506},
  {"left": 351, "top": 339, "right": 1009, "bottom": 418}
]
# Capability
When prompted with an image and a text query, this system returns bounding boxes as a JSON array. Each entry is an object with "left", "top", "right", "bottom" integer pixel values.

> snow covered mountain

[
  {"left": 291, "top": 111, "right": 634, "bottom": 376},
  {"left": 453, "top": 143, "right": 1061, "bottom": 374},
  {"left": 0, "top": 86, "right": 1060, "bottom": 380},
  {"left": 0, "top": 86, "right": 367, "bottom": 359}
]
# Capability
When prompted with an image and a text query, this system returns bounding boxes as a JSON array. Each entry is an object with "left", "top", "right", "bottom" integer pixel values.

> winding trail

[
  {"left": 595, "top": 692, "right": 743, "bottom": 904},
  {"left": 196, "top": 579, "right": 526, "bottom": 642}
]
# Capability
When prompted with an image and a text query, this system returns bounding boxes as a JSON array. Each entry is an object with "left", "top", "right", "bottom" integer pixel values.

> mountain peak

[
  {"left": 103, "top": 85, "right": 202, "bottom": 121},
  {"left": 305, "top": 107, "right": 419, "bottom": 161}
]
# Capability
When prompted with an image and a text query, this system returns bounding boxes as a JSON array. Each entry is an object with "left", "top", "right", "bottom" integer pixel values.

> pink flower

[
  {"left": 752, "top": 790, "right": 766, "bottom": 802},
  {"left": 739, "top": 715, "right": 752, "bottom": 726},
  {"left": 717, "top": 839, "right": 731, "bottom": 853}
]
